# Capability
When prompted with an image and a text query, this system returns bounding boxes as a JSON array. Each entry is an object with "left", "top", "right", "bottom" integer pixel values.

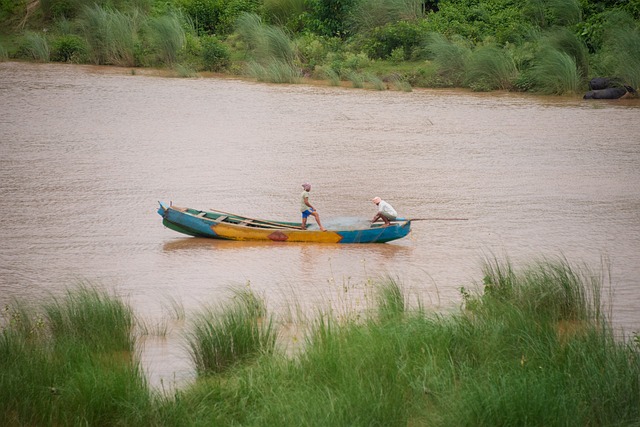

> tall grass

[
  {"left": 146, "top": 12, "right": 185, "bottom": 66},
  {"left": 0, "top": 284, "right": 149, "bottom": 426},
  {"left": 598, "top": 10, "right": 640, "bottom": 89},
  {"left": 317, "top": 65, "right": 341, "bottom": 85},
  {"left": 465, "top": 44, "right": 517, "bottom": 91},
  {"left": 186, "top": 288, "right": 277, "bottom": 374},
  {"left": 44, "top": 284, "right": 135, "bottom": 352},
  {"left": 545, "top": 27, "right": 589, "bottom": 85},
  {"left": 432, "top": 257, "right": 636, "bottom": 426},
  {"left": 528, "top": 45, "right": 581, "bottom": 94},
  {"left": 364, "top": 72, "right": 386, "bottom": 90},
  {"left": 346, "top": 69, "right": 365, "bottom": 87},
  {"left": 2, "top": 260, "right": 639, "bottom": 425},
  {"left": 247, "top": 59, "right": 301, "bottom": 83},
  {"left": 20, "top": 31, "right": 51, "bottom": 62},
  {"left": 80, "top": 4, "right": 141, "bottom": 66},
  {"left": 425, "top": 32, "right": 470, "bottom": 87},
  {"left": 389, "top": 74, "right": 413, "bottom": 91},
  {"left": 236, "top": 12, "right": 301, "bottom": 83}
]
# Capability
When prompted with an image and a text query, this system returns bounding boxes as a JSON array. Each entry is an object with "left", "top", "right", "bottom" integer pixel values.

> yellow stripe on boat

[{"left": 211, "top": 222, "right": 343, "bottom": 243}]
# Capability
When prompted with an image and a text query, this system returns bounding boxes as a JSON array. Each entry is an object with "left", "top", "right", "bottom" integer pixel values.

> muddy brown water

[{"left": 1, "top": 62, "right": 639, "bottom": 388}]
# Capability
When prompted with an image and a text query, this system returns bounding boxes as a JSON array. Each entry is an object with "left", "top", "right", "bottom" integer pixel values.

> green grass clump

[
  {"left": 425, "top": 32, "right": 471, "bottom": 87},
  {"left": 186, "top": 287, "right": 277, "bottom": 375},
  {"left": 528, "top": 46, "right": 582, "bottom": 94},
  {"left": 44, "top": 284, "right": 136, "bottom": 352},
  {"left": 80, "top": 4, "right": 140, "bottom": 66},
  {"left": 146, "top": 12, "right": 185, "bottom": 66},
  {"left": 18, "top": 31, "right": 50, "bottom": 62},
  {"left": 465, "top": 44, "right": 517, "bottom": 91},
  {"left": 346, "top": 70, "right": 365, "bottom": 88},
  {"left": 364, "top": 72, "right": 386, "bottom": 90},
  {"left": 236, "top": 12, "right": 300, "bottom": 83}
]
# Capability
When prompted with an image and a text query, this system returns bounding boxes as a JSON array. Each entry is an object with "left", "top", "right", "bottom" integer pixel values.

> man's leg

[{"left": 312, "top": 211, "right": 326, "bottom": 231}]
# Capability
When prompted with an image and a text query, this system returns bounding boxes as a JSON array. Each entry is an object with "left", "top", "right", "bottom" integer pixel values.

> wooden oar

[
  {"left": 409, "top": 218, "right": 468, "bottom": 221},
  {"left": 208, "top": 208, "right": 305, "bottom": 230}
]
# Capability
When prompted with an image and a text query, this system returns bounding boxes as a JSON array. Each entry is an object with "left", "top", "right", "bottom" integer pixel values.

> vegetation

[
  {"left": 2, "top": 258, "right": 640, "bottom": 425},
  {"left": 1, "top": 0, "right": 638, "bottom": 92}
]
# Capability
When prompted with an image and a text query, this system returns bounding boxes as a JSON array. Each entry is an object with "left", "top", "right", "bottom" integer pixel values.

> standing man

[
  {"left": 301, "top": 183, "right": 326, "bottom": 231},
  {"left": 371, "top": 197, "right": 397, "bottom": 226}
]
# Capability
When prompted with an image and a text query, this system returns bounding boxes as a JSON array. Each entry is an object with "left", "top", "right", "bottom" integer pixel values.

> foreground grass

[{"left": 2, "top": 258, "right": 639, "bottom": 426}]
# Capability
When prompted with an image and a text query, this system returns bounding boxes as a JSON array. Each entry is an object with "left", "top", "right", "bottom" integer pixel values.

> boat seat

[
  {"left": 215, "top": 215, "right": 228, "bottom": 223},
  {"left": 240, "top": 219, "right": 253, "bottom": 226},
  {"left": 197, "top": 212, "right": 207, "bottom": 217}
]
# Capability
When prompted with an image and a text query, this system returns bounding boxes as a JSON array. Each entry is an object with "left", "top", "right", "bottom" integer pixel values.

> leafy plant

[
  {"left": 51, "top": 33, "right": 87, "bottom": 62},
  {"left": 200, "top": 34, "right": 230, "bottom": 71},
  {"left": 360, "top": 20, "right": 427, "bottom": 60}
]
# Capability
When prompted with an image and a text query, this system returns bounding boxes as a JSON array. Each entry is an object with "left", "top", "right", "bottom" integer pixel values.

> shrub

[
  {"left": 523, "top": 0, "right": 581, "bottom": 28},
  {"left": 304, "top": 0, "right": 359, "bottom": 38},
  {"left": 262, "top": 0, "right": 306, "bottom": 31},
  {"left": 360, "top": 20, "right": 427, "bottom": 60},
  {"left": 347, "top": 0, "right": 423, "bottom": 34},
  {"left": 201, "top": 35, "right": 230, "bottom": 71},
  {"left": 51, "top": 34, "right": 87, "bottom": 62},
  {"left": 424, "top": 0, "right": 534, "bottom": 45},
  {"left": 295, "top": 33, "right": 342, "bottom": 70},
  {"left": 176, "top": 0, "right": 260, "bottom": 36}
]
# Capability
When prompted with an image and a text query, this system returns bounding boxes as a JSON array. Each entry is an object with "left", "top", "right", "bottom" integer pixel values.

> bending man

[{"left": 371, "top": 197, "right": 397, "bottom": 226}]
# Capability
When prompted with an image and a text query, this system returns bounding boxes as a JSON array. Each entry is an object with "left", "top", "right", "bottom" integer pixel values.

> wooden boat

[{"left": 157, "top": 202, "right": 411, "bottom": 244}]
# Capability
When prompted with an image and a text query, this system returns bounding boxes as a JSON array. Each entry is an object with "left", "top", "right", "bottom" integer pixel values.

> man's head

[
  {"left": 372, "top": 197, "right": 381, "bottom": 205},
  {"left": 302, "top": 183, "right": 311, "bottom": 191}
]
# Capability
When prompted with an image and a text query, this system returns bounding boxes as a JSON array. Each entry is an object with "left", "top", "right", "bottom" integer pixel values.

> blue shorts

[{"left": 302, "top": 208, "right": 315, "bottom": 219}]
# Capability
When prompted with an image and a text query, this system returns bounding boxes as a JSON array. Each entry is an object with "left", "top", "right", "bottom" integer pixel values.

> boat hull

[{"left": 157, "top": 202, "right": 410, "bottom": 244}]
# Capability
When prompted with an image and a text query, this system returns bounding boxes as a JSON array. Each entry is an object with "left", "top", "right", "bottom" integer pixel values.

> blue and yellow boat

[{"left": 157, "top": 202, "right": 411, "bottom": 244}]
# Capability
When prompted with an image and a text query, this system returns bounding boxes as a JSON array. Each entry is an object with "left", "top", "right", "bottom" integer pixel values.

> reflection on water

[
  {"left": 162, "top": 236, "right": 412, "bottom": 255},
  {"left": 1, "top": 62, "right": 639, "bottom": 389}
]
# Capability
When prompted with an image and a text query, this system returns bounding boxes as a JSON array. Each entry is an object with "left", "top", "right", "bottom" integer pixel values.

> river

[{"left": 1, "top": 61, "right": 639, "bottom": 388}]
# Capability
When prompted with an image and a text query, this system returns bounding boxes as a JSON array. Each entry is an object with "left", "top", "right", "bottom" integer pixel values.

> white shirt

[{"left": 378, "top": 200, "right": 397, "bottom": 218}]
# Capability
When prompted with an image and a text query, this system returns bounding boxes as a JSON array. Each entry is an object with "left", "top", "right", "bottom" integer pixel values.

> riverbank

[
  {"left": 2, "top": 1, "right": 639, "bottom": 98},
  {"left": 2, "top": 258, "right": 639, "bottom": 425}
]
